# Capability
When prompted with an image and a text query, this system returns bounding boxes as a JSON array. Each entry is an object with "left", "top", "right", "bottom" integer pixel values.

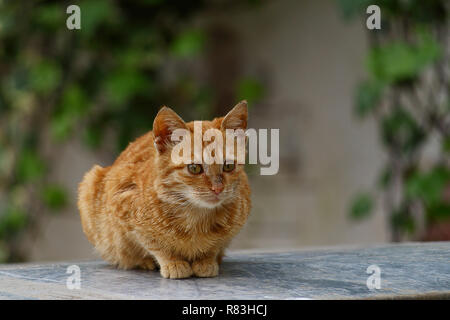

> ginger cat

[{"left": 78, "top": 101, "right": 251, "bottom": 279}]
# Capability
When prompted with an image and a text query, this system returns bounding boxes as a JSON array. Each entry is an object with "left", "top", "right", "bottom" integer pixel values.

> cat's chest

[
  {"left": 169, "top": 222, "right": 228, "bottom": 245},
  {"left": 160, "top": 218, "right": 232, "bottom": 256}
]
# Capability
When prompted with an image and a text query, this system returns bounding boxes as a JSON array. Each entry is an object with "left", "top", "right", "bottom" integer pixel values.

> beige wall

[{"left": 28, "top": 0, "right": 389, "bottom": 262}]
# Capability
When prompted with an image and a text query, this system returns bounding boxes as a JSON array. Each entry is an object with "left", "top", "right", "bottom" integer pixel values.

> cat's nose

[{"left": 211, "top": 184, "right": 224, "bottom": 195}]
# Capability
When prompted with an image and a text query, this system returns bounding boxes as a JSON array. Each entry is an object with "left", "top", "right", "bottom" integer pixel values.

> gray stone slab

[{"left": 0, "top": 242, "right": 449, "bottom": 299}]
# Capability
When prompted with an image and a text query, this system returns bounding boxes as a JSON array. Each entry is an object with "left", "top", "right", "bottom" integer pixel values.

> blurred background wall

[{"left": 1, "top": 0, "right": 448, "bottom": 263}]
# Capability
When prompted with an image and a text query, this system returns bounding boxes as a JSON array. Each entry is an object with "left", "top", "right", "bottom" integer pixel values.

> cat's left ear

[
  {"left": 220, "top": 100, "right": 248, "bottom": 131},
  {"left": 153, "top": 106, "right": 188, "bottom": 153}
]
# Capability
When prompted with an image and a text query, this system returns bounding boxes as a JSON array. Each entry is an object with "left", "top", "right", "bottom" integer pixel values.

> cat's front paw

[
  {"left": 160, "top": 261, "right": 193, "bottom": 279},
  {"left": 192, "top": 260, "right": 219, "bottom": 278},
  {"left": 138, "top": 257, "right": 157, "bottom": 270}
]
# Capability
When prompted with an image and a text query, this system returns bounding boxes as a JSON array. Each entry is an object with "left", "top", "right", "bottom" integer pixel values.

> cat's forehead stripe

[{"left": 204, "top": 164, "right": 223, "bottom": 175}]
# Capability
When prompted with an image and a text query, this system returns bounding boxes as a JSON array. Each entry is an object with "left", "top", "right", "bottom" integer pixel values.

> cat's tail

[{"left": 77, "top": 165, "right": 107, "bottom": 245}]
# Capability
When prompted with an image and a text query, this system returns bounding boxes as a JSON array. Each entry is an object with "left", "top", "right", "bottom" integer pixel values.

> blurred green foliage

[
  {"left": 342, "top": 0, "right": 450, "bottom": 241},
  {"left": 367, "top": 37, "right": 440, "bottom": 84},
  {"left": 236, "top": 77, "right": 265, "bottom": 105},
  {"left": 350, "top": 192, "right": 374, "bottom": 220},
  {"left": 0, "top": 0, "right": 264, "bottom": 262},
  {"left": 42, "top": 184, "right": 68, "bottom": 211},
  {"left": 380, "top": 107, "right": 425, "bottom": 154}
]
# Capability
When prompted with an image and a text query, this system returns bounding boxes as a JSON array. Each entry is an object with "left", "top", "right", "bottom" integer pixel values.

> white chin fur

[
  {"left": 198, "top": 201, "right": 222, "bottom": 209},
  {"left": 190, "top": 197, "right": 224, "bottom": 209}
]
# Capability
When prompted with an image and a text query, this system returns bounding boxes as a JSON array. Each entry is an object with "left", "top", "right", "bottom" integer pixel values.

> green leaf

[
  {"left": 16, "top": 150, "right": 45, "bottom": 182},
  {"left": 236, "top": 77, "right": 265, "bottom": 105},
  {"left": 33, "top": 3, "right": 65, "bottom": 30},
  {"left": 171, "top": 30, "right": 205, "bottom": 58},
  {"left": 367, "top": 37, "right": 440, "bottom": 84},
  {"left": 405, "top": 166, "right": 450, "bottom": 222},
  {"left": 355, "top": 80, "right": 384, "bottom": 117},
  {"left": 381, "top": 107, "right": 425, "bottom": 153},
  {"left": 79, "top": 0, "right": 117, "bottom": 37},
  {"left": 29, "top": 61, "right": 62, "bottom": 94},
  {"left": 117, "top": 49, "right": 145, "bottom": 69},
  {"left": 50, "top": 85, "right": 89, "bottom": 141},
  {"left": 415, "top": 29, "right": 441, "bottom": 66},
  {"left": 41, "top": 184, "right": 68, "bottom": 211},
  {"left": 0, "top": 206, "right": 28, "bottom": 239},
  {"left": 406, "top": 166, "right": 450, "bottom": 207},
  {"left": 349, "top": 192, "right": 374, "bottom": 220},
  {"left": 50, "top": 113, "right": 74, "bottom": 142},
  {"left": 60, "top": 85, "right": 89, "bottom": 117},
  {"left": 104, "top": 70, "right": 149, "bottom": 106}
]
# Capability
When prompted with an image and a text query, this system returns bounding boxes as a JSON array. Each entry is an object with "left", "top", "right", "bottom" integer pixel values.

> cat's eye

[
  {"left": 223, "top": 163, "right": 235, "bottom": 172},
  {"left": 187, "top": 164, "right": 203, "bottom": 175}
]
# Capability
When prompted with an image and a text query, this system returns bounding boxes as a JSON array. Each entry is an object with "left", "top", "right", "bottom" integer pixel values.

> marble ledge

[{"left": 0, "top": 241, "right": 449, "bottom": 300}]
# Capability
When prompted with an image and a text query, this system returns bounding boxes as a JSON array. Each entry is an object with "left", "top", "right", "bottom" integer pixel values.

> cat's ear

[
  {"left": 153, "top": 106, "right": 187, "bottom": 153},
  {"left": 221, "top": 100, "right": 248, "bottom": 131}
]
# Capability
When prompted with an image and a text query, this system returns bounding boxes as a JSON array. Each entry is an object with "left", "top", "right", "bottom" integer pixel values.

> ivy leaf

[
  {"left": 33, "top": 3, "right": 65, "bottom": 30},
  {"left": 0, "top": 206, "right": 27, "bottom": 239},
  {"left": 60, "top": 85, "right": 89, "bottom": 117},
  {"left": 79, "top": 0, "right": 117, "bottom": 37},
  {"left": 29, "top": 61, "right": 62, "bottom": 95},
  {"left": 355, "top": 80, "right": 384, "bottom": 117},
  {"left": 381, "top": 107, "right": 425, "bottom": 153},
  {"left": 367, "top": 37, "right": 440, "bottom": 84},
  {"left": 406, "top": 167, "right": 450, "bottom": 207},
  {"left": 171, "top": 30, "right": 205, "bottom": 58},
  {"left": 104, "top": 70, "right": 149, "bottom": 107},
  {"left": 349, "top": 192, "right": 374, "bottom": 220},
  {"left": 41, "top": 184, "right": 68, "bottom": 211},
  {"left": 50, "top": 113, "right": 74, "bottom": 142},
  {"left": 16, "top": 150, "right": 45, "bottom": 183},
  {"left": 236, "top": 77, "right": 265, "bottom": 105},
  {"left": 50, "top": 86, "right": 89, "bottom": 142}
]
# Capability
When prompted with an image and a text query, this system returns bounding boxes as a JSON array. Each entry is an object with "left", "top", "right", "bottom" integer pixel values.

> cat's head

[{"left": 152, "top": 101, "right": 248, "bottom": 209}]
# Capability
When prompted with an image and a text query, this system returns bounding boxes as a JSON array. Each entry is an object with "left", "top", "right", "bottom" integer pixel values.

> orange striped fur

[{"left": 78, "top": 101, "right": 251, "bottom": 278}]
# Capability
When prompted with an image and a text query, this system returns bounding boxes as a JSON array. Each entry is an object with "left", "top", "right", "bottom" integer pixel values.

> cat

[{"left": 78, "top": 101, "right": 251, "bottom": 279}]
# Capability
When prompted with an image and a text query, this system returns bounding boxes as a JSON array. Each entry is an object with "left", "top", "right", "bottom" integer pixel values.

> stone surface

[{"left": 0, "top": 242, "right": 449, "bottom": 300}]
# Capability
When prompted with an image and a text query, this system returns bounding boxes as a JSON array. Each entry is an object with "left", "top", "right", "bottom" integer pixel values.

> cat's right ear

[{"left": 153, "top": 106, "right": 187, "bottom": 153}]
